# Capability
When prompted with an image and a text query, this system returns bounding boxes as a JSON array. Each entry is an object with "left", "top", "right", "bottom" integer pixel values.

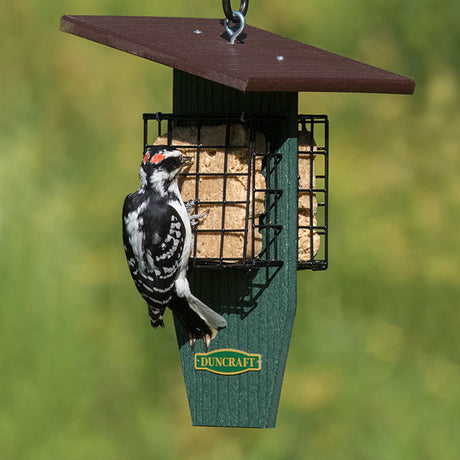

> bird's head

[{"left": 139, "top": 146, "right": 193, "bottom": 191}]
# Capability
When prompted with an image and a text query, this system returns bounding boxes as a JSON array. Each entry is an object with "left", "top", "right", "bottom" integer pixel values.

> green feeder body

[{"left": 60, "top": 15, "right": 415, "bottom": 428}]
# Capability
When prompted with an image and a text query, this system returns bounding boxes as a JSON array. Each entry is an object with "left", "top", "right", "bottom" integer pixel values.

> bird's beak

[{"left": 181, "top": 155, "right": 194, "bottom": 166}]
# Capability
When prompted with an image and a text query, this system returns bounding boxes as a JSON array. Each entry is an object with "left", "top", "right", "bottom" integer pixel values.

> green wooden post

[{"left": 173, "top": 70, "right": 299, "bottom": 428}]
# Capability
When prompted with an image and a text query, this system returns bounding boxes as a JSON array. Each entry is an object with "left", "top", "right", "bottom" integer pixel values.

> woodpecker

[{"left": 122, "top": 146, "right": 227, "bottom": 348}]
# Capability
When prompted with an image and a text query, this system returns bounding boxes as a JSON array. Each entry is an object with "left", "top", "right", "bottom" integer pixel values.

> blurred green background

[{"left": 1, "top": 1, "right": 460, "bottom": 458}]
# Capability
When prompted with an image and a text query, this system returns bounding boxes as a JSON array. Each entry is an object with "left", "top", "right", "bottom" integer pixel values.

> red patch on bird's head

[
  {"left": 143, "top": 152, "right": 166, "bottom": 164},
  {"left": 150, "top": 153, "right": 166, "bottom": 164}
]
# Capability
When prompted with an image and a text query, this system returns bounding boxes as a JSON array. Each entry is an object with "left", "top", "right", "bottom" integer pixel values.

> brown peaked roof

[{"left": 60, "top": 15, "right": 415, "bottom": 94}]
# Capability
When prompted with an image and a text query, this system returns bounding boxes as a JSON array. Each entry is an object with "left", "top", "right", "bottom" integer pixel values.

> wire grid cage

[
  {"left": 143, "top": 112, "right": 328, "bottom": 270},
  {"left": 297, "top": 115, "right": 329, "bottom": 270}
]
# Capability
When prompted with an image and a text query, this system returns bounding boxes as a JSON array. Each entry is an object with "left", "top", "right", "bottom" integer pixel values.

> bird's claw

[
  {"left": 185, "top": 199, "right": 198, "bottom": 215},
  {"left": 203, "top": 334, "right": 211, "bottom": 352},
  {"left": 188, "top": 332, "right": 212, "bottom": 352},
  {"left": 190, "top": 208, "right": 210, "bottom": 227}
]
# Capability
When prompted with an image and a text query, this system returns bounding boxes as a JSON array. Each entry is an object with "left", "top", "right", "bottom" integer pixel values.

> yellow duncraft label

[{"left": 195, "top": 349, "right": 261, "bottom": 375}]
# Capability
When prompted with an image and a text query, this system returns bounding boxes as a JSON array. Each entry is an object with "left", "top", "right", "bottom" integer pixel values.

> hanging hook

[
  {"left": 222, "top": 0, "right": 249, "bottom": 22},
  {"left": 224, "top": 11, "right": 246, "bottom": 44}
]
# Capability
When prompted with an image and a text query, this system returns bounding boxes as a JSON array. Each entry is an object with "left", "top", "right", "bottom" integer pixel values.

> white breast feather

[{"left": 124, "top": 201, "right": 147, "bottom": 272}]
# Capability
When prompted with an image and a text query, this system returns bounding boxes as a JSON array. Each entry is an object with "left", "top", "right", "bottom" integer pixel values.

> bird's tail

[
  {"left": 172, "top": 294, "right": 227, "bottom": 349},
  {"left": 187, "top": 293, "right": 227, "bottom": 337}
]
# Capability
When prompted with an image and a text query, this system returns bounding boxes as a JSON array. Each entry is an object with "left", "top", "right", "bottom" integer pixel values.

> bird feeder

[{"left": 60, "top": 2, "right": 415, "bottom": 428}]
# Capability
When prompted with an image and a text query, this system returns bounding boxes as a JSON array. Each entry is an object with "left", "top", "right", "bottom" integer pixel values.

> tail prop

[{"left": 172, "top": 295, "right": 227, "bottom": 349}]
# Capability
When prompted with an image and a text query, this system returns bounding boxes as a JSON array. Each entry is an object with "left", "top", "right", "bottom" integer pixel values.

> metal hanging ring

[
  {"left": 223, "top": 0, "right": 249, "bottom": 22},
  {"left": 224, "top": 11, "right": 246, "bottom": 44}
]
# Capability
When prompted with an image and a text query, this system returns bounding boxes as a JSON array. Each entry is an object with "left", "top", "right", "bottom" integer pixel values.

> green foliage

[{"left": 1, "top": 1, "right": 459, "bottom": 458}]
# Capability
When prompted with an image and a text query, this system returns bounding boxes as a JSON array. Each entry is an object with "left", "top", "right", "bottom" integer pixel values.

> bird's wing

[
  {"left": 122, "top": 193, "right": 186, "bottom": 306},
  {"left": 141, "top": 199, "right": 186, "bottom": 278}
]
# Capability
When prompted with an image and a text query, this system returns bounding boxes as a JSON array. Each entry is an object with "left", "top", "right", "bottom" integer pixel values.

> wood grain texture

[
  {"left": 60, "top": 15, "right": 415, "bottom": 94},
  {"left": 172, "top": 72, "right": 299, "bottom": 427}
]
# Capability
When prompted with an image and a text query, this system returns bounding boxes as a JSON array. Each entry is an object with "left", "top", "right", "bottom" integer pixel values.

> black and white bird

[{"left": 122, "top": 146, "right": 227, "bottom": 348}]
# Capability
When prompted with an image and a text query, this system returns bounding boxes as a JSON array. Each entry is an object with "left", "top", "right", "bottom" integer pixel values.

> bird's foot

[
  {"left": 190, "top": 208, "right": 210, "bottom": 227},
  {"left": 185, "top": 199, "right": 198, "bottom": 215},
  {"left": 203, "top": 334, "right": 213, "bottom": 352},
  {"left": 188, "top": 332, "right": 213, "bottom": 352}
]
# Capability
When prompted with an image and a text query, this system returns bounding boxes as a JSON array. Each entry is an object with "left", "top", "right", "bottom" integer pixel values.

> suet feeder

[{"left": 60, "top": 2, "right": 414, "bottom": 428}]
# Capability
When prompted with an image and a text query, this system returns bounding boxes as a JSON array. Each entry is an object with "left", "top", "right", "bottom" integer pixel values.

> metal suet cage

[{"left": 143, "top": 112, "right": 329, "bottom": 271}]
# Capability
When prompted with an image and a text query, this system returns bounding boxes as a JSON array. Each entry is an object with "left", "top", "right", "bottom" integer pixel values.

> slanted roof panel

[{"left": 60, "top": 15, "right": 415, "bottom": 94}]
